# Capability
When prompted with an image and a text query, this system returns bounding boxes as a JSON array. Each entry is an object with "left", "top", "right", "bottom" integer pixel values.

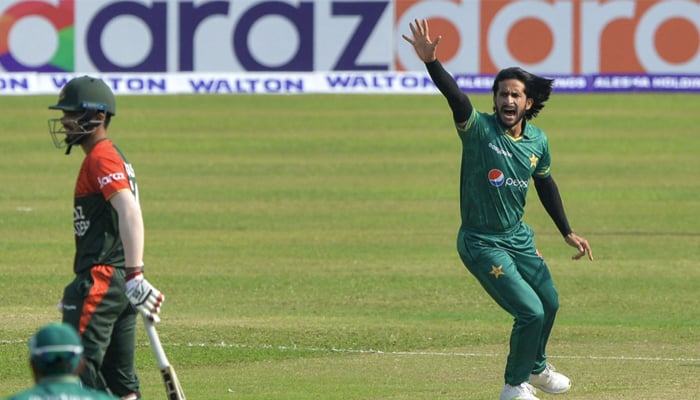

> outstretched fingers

[
  {"left": 402, "top": 18, "right": 441, "bottom": 62},
  {"left": 412, "top": 19, "right": 428, "bottom": 40},
  {"left": 402, "top": 19, "right": 418, "bottom": 44}
]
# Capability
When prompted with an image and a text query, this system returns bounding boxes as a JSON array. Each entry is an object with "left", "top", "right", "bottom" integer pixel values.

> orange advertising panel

[
  {"left": 0, "top": 0, "right": 698, "bottom": 93},
  {"left": 395, "top": 0, "right": 700, "bottom": 75}
]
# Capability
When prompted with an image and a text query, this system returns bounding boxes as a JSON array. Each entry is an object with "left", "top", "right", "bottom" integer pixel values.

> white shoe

[
  {"left": 529, "top": 363, "right": 571, "bottom": 394},
  {"left": 500, "top": 382, "right": 539, "bottom": 400}
]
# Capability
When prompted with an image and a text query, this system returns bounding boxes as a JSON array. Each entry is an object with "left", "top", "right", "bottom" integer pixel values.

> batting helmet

[
  {"left": 49, "top": 75, "right": 116, "bottom": 116},
  {"left": 48, "top": 76, "right": 116, "bottom": 153}
]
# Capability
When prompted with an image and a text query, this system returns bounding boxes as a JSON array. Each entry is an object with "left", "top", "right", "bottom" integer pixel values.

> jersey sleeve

[
  {"left": 533, "top": 136, "right": 552, "bottom": 179},
  {"left": 76, "top": 143, "right": 133, "bottom": 200},
  {"left": 456, "top": 107, "right": 478, "bottom": 138},
  {"left": 95, "top": 154, "right": 131, "bottom": 200}
]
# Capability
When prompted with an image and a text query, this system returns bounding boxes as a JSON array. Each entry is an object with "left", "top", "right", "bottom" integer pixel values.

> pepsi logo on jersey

[{"left": 488, "top": 169, "right": 529, "bottom": 189}]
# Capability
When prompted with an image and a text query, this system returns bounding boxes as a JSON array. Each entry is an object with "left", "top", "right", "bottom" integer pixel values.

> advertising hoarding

[{"left": 1, "top": 0, "right": 698, "bottom": 94}]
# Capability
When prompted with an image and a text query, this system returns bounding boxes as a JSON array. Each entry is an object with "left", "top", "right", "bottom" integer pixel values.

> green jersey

[
  {"left": 5, "top": 375, "right": 118, "bottom": 399},
  {"left": 457, "top": 109, "right": 551, "bottom": 234}
]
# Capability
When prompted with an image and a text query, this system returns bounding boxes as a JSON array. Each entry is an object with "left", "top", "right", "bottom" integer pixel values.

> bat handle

[{"left": 143, "top": 315, "right": 171, "bottom": 370}]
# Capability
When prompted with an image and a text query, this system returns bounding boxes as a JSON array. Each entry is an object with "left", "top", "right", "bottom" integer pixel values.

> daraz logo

[{"left": 0, "top": 1, "right": 74, "bottom": 72}]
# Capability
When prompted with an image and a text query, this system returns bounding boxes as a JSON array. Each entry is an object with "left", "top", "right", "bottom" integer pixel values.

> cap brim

[{"left": 48, "top": 105, "right": 79, "bottom": 111}]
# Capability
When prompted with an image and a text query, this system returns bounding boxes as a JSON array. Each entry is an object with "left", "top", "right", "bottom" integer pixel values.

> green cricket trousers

[
  {"left": 457, "top": 221, "right": 559, "bottom": 386},
  {"left": 61, "top": 265, "right": 140, "bottom": 398}
]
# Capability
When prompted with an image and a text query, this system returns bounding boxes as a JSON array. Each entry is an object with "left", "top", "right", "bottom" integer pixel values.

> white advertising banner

[
  {"left": 0, "top": 0, "right": 698, "bottom": 93},
  {"left": 2, "top": 72, "right": 699, "bottom": 95}
]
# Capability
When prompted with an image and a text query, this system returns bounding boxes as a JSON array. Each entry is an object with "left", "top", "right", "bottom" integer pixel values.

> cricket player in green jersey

[
  {"left": 403, "top": 19, "right": 593, "bottom": 400},
  {"left": 4, "top": 322, "right": 118, "bottom": 400},
  {"left": 48, "top": 76, "right": 165, "bottom": 399}
]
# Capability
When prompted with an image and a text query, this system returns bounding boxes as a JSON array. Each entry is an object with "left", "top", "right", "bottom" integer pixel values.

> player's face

[
  {"left": 61, "top": 111, "right": 83, "bottom": 133},
  {"left": 60, "top": 111, "right": 89, "bottom": 143},
  {"left": 493, "top": 79, "right": 533, "bottom": 130},
  {"left": 48, "top": 110, "right": 102, "bottom": 149}
]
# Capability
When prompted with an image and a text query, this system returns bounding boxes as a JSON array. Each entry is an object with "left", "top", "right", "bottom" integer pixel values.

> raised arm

[{"left": 402, "top": 18, "right": 472, "bottom": 125}]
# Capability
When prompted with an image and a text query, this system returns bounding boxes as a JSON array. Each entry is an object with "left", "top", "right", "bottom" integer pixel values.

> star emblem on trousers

[{"left": 490, "top": 265, "right": 505, "bottom": 279}]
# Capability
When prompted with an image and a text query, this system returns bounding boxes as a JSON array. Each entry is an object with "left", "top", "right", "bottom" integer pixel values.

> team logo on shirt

[
  {"left": 529, "top": 154, "right": 539, "bottom": 168},
  {"left": 488, "top": 169, "right": 505, "bottom": 187}
]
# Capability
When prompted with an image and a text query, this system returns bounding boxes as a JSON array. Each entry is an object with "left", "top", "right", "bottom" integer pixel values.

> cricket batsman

[{"left": 48, "top": 76, "right": 164, "bottom": 400}]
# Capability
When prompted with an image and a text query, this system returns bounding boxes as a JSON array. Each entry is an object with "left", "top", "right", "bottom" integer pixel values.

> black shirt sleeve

[
  {"left": 534, "top": 175, "right": 573, "bottom": 237},
  {"left": 425, "top": 60, "right": 472, "bottom": 124}
]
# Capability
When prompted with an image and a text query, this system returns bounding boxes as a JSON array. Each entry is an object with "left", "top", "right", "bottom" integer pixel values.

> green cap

[
  {"left": 29, "top": 323, "right": 83, "bottom": 375},
  {"left": 49, "top": 75, "right": 116, "bottom": 116}
]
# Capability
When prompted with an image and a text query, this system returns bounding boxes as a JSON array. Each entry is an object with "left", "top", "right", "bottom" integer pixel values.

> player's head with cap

[{"left": 28, "top": 323, "right": 84, "bottom": 379}]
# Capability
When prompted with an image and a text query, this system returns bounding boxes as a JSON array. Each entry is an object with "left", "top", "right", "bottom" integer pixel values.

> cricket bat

[{"left": 143, "top": 316, "right": 187, "bottom": 400}]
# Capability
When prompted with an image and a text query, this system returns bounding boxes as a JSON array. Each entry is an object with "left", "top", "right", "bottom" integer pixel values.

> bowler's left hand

[{"left": 565, "top": 232, "right": 593, "bottom": 261}]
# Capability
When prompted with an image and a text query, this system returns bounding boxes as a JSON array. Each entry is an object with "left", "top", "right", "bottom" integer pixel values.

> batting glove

[{"left": 125, "top": 271, "right": 164, "bottom": 323}]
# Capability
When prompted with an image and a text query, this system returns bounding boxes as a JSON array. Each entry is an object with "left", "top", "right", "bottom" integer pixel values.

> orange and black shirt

[{"left": 72, "top": 139, "right": 138, "bottom": 273}]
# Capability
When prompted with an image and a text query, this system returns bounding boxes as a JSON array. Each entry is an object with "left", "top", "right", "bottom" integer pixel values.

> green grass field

[{"left": 1, "top": 93, "right": 699, "bottom": 399}]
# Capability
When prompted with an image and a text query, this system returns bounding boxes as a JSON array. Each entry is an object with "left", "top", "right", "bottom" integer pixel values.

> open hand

[{"left": 401, "top": 18, "right": 441, "bottom": 63}]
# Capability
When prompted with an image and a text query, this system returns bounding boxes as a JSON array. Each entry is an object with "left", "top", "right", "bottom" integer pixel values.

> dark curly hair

[{"left": 492, "top": 67, "right": 553, "bottom": 120}]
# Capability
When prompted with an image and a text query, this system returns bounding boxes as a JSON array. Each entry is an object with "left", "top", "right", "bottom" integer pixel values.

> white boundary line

[
  {"left": 181, "top": 342, "right": 700, "bottom": 363},
  {"left": 0, "top": 340, "right": 25, "bottom": 344},
  {"left": 3, "top": 339, "right": 698, "bottom": 363}
]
